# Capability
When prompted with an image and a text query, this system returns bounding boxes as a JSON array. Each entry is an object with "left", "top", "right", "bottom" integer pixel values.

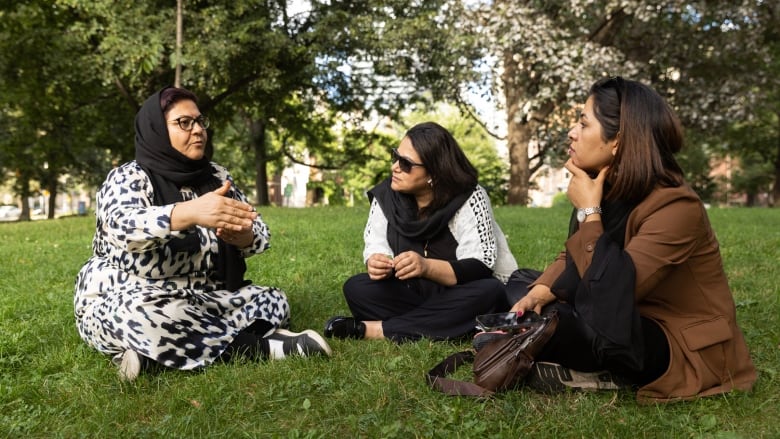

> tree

[
  {"left": 724, "top": 108, "right": 779, "bottom": 206},
  {"left": 55, "top": 0, "right": 452, "bottom": 206},
  {"left": 730, "top": 152, "right": 774, "bottom": 206},
  {"left": 0, "top": 1, "right": 121, "bottom": 219},
  {"left": 413, "top": 0, "right": 778, "bottom": 205},
  {"left": 416, "top": 0, "right": 636, "bottom": 204},
  {"left": 6, "top": 0, "right": 776, "bottom": 210},
  {"left": 675, "top": 131, "right": 718, "bottom": 203},
  {"left": 730, "top": 1, "right": 780, "bottom": 206}
]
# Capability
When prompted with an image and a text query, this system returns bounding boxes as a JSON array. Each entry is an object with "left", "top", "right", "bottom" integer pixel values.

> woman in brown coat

[{"left": 504, "top": 77, "right": 756, "bottom": 403}]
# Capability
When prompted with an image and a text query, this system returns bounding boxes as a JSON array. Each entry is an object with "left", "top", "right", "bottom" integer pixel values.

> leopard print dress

[{"left": 74, "top": 161, "right": 289, "bottom": 370}]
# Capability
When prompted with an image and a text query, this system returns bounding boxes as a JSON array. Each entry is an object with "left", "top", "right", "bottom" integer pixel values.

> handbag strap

[{"left": 426, "top": 351, "right": 495, "bottom": 398}]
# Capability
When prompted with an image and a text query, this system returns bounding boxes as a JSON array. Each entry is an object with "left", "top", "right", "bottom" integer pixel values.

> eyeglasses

[
  {"left": 391, "top": 148, "right": 425, "bottom": 173},
  {"left": 169, "top": 115, "right": 210, "bottom": 131}
]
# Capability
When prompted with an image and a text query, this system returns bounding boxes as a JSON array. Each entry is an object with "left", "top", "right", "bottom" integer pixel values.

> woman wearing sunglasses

[
  {"left": 74, "top": 86, "right": 330, "bottom": 382},
  {"left": 324, "top": 121, "right": 518, "bottom": 342},
  {"left": 500, "top": 77, "right": 756, "bottom": 402}
]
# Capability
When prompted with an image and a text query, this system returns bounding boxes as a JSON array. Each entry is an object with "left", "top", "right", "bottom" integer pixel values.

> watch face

[{"left": 577, "top": 209, "right": 585, "bottom": 223}]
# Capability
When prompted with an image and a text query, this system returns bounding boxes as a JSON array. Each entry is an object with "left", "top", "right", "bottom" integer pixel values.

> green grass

[{"left": 0, "top": 206, "right": 778, "bottom": 438}]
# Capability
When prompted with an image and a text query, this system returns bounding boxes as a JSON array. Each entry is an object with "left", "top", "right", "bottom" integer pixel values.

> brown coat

[{"left": 535, "top": 185, "right": 757, "bottom": 403}]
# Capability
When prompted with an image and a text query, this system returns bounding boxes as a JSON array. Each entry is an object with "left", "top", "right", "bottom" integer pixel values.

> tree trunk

[
  {"left": 47, "top": 184, "right": 57, "bottom": 219},
  {"left": 250, "top": 119, "right": 270, "bottom": 206},
  {"left": 174, "top": 0, "right": 183, "bottom": 88},
  {"left": 503, "top": 49, "right": 530, "bottom": 205},
  {"left": 772, "top": 113, "right": 780, "bottom": 207},
  {"left": 17, "top": 169, "right": 31, "bottom": 221},
  {"left": 746, "top": 191, "right": 756, "bottom": 207},
  {"left": 45, "top": 171, "right": 58, "bottom": 219},
  {"left": 506, "top": 121, "right": 532, "bottom": 205},
  {"left": 772, "top": 156, "right": 779, "bottom": 208}
]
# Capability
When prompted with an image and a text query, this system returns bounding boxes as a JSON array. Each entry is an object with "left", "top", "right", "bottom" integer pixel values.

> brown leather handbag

[{"left": 427, "top": 310, "right": 558, "bottom": 397}]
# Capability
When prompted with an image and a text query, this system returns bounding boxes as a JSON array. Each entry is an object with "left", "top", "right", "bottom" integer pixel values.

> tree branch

[
  {"left": 204, "top": 74, "right": 263, "bottom": 111},
  {"left": 113, "top": 77, "right": 138, "bottom": 111},
  {"left": 281, "top": 147, "right": 352, "bottom": 171},
  {"left": 453, "top": 93, "right": 507, "bottom": 141},
  {"left": 588, "top": 7, "right": 627, "bottom": 45}
]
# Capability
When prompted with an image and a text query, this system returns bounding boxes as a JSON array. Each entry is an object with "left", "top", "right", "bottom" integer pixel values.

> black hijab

[
  {"left": 367, "top": 177, "right": 471, "bottom": 255},
  {"left": 134, "top": 86, "right": 248, "bottom": 291}
]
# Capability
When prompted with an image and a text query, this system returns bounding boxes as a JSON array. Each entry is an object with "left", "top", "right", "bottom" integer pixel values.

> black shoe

[{"left": 324, "top": 316, "right": 366, "bottom": 339}]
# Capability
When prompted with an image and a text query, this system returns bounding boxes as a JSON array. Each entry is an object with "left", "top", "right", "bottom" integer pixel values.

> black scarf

[
  {"left": 367, "top": 178, "right": 471, "bottom": 255},
  {"left": 551, "top": 191, "right": 636, "bottom": 304},
  {"left": 550, "top": 190, "right": 644, "bottom": 371},
  {"left": 134, "top": 86, "right": 248, "bottom": 291}
]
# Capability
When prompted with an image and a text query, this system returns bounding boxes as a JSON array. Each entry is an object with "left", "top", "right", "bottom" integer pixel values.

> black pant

[
  {"left": 506, "top": 269, "right": 670, "bottom": 386},
  {"left": 220, "top": 320, "right": 274, "bottom": 361},
  {"left": 536, "top": 302, "right": 669, "bottom": 386},
  {"left": 342, "top": 273, "right": 506, "bottom": 342}
]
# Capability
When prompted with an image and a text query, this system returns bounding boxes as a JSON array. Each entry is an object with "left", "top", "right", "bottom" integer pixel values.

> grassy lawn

[{"left": 1, "top": 205, "right": 778, "bottom": 438}]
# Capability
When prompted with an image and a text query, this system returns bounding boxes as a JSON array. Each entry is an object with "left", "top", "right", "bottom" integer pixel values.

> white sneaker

[
  {"left": 112, "top": 350, "right": 142, "bottom": 382},
  {"left": 265, "top": 329, "right": 332, "bottom": 359}
]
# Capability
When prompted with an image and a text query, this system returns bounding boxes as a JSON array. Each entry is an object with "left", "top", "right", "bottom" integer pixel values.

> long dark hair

[
  {"left": 590, "top": 77, "right": 684, "bottom": 203},
  {"left": 406, "top": 122, "right": 478, "bottom": 216}
]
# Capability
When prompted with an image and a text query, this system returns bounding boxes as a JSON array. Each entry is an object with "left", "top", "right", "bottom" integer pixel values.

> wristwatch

[{"left": 576, "top": 206, "right": 602, "bottom": 223}]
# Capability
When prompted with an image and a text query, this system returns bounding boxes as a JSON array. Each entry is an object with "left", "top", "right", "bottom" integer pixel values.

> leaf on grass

[{"left": 698, "top": 414, "right": 717, "bottom": 430}]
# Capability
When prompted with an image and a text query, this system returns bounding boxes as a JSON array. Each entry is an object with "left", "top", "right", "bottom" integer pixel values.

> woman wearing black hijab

[
  {"left": 324, "top": 122, "right": 518, "bottom": 342},
  {"left": 74, "top": 86, "right": 330, "bottom": 381}
]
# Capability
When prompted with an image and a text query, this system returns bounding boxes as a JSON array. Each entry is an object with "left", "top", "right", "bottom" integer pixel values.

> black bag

[{"left": 426, "top": 310, "right": 558, "bottom": 397}]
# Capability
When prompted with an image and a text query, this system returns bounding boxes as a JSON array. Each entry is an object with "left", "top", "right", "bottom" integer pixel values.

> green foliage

[
  {"left": 2, "top": 0, "right": 778, "bottom": 211},
  {"left": 0, "top": 1, "right": 126, "bottom": 207},
  {"left": 1, "top": 207, "right": 778, "bottom": 437},
  {"left": 303, "top": 126, "right": 398, "bottom": 207},
  {"left": 408, "top": 0, "right": 780, "bottom": 204},
  {"left": 405, "top": 103, "right": 509, "bottom": 205},
  {"left": 731, "top": 152, "right": 775, "bottom": 206},
  {"left": 1, "top": 0, "right": 452, "bottom": 207},
  {"left": 306, "top": 176, "right": 346, "bottom": 206},
  {"left": 677, "top": 131, "right": 719, "bottom": 203},
  {"left": 724, "top": 104, "right": 780, "bottom": 205}
]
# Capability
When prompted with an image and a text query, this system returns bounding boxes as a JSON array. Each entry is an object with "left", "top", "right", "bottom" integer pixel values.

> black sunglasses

[{"left": 391, "top": 148, "right": 425, "bottom": 173}]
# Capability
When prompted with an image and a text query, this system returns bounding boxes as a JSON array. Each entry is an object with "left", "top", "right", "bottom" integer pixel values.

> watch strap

[
  {"left": 577, "top": 206, "right": 602, "bottom": 223},
  {"left": 583, "top": 206, "right": 602, "bottom": 216}
]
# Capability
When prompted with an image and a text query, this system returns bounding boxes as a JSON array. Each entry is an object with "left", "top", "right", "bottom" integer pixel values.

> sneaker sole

[
  {"left": 275, "top": 329, "right": 333, "bottom": 357},
  {"left": 117, "top": 350, "right": 141, "bottom": 382},
  {"left": 526, "top": 362, "right": 626, "bottom": 393}
]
